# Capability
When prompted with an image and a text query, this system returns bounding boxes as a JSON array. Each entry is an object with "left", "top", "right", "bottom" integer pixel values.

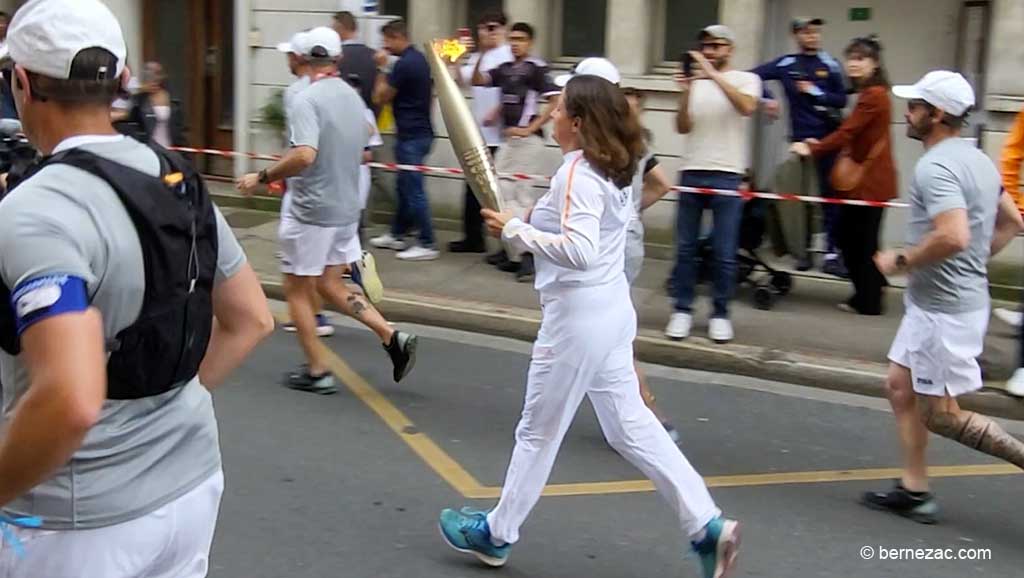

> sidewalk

[{"left": 219, "top": 201, "right": 1024, "bottom": 420}]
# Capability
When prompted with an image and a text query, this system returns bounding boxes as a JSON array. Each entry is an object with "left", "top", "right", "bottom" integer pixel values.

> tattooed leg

[
  {"left": 918, "top": 395, "right": 1024, "bottom": 469},
  {"left": 317, "top": 266, "right": 395, "bottom": 344}
]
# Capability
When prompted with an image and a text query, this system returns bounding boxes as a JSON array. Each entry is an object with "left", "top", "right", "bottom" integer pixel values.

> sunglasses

[{"left": 700, "top": 42, "right": 731, "bottom": 49}]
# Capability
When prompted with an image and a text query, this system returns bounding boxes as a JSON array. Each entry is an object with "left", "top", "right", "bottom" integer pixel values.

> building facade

[{"left": 2, "top": 0, "right": 1022, "bottom": 249}]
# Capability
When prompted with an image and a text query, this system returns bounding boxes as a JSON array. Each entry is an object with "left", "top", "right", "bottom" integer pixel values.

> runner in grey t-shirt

[
  {"left": 904, "top": 137, "right": 1001, "bottom": 313},
  {"left": 288, "top": 76, "right": 366, "bottom": 227},
  {"left": 0, "top": 4, "right": 271, "bottom": 574},
  {"left": 864, "top": 71, "right": 1024, "bottom": 524},
  {"left": 0, "top": 137, "right": 250, "bottom": 530},
  {"left": 238, "top": 26, "right": 417, "bottom": 394}
]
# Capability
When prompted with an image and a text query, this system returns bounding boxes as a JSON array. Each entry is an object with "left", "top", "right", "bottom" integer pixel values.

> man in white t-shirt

[
  {"left": 665, "top": 24, "right": 761, "bottom": 345},
  {"left": 448, "top": 11, "right": 514, "bottom": 254}
]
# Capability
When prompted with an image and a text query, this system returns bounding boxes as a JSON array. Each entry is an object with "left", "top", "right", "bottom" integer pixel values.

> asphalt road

[{"left": 208, "top": 314, "right": 1024, "bottom": 578}]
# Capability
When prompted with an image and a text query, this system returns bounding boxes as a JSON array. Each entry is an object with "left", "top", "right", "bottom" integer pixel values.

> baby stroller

[{"left": 694, "top": 199, "right": 793, "bottom": 310}]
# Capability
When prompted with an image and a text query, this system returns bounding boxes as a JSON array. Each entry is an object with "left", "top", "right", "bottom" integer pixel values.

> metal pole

[{"left": 233, "top": 0, "right": 250, "bottom": 177}]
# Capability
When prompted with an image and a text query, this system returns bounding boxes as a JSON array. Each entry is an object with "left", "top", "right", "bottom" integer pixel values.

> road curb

[{"left": 260, "top": 280, "right": 1024, "bottom": 420}]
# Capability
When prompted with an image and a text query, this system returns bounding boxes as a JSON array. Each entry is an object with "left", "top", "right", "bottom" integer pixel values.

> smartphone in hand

[{"left": 680, "top": 51, "right": 694, "bottom": 78}]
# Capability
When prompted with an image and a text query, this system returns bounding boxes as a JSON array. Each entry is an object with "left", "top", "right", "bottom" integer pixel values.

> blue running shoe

[
  {"left": 691, "top": 517, "right": 741, "bottom": 578},
  {"left": 438, "top": 507, "right": 510, "bottom": 567}
]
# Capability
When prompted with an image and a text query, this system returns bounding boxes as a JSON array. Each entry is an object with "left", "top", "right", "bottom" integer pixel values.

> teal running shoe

[
  {"left": 691, "top": 517, "right": 741, "bottom": 578},
  {"left": 438, "top": 507, "right": 510, "bottom": 567}
]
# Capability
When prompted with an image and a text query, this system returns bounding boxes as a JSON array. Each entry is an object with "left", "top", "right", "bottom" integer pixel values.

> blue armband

[{"left": 11, "top": 275, "right": 89, "bottom": 334}]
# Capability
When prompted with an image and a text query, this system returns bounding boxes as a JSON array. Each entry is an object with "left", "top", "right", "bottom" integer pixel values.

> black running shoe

[
  {"left": 486, "top": 250, "right": 508, "bottom": 266},
  {"left": 516, "top": 254, "right": 535, "bottom": 283},
  {"left": 385, "top": 331, "right": 418, "bottom": 382},
  {"left": 283, "top": 366, "right": 338, "bottom": 395},
  {"left": 862, "top": 481, "right": 938, "bottom": 524}
]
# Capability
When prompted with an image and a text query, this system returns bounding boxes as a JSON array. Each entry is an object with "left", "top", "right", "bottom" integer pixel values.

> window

[
  {"left": 380, "top": 0, "right": 408, "bottom": 19},
  {"left": 561, "top": 0, "right": 607, "bottom": 57},
  {"left": 662, "top": 0, "right": 719, "bottom": 62}
]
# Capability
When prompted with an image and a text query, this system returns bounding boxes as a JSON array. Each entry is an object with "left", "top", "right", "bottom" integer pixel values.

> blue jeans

[
  {"left": 392, "top": 136, "right": 435, "bottom": 247},
  {"left": 673, "top": 171, "right": 744, "bottom": 318}
]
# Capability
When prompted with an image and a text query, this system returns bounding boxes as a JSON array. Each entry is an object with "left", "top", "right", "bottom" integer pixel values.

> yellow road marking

[
  {"left": 273, "top": 311, "right": 489, "bottom": 497},
  {"left": 273, "top": 313, "right": 1021, "bottom": 499}
]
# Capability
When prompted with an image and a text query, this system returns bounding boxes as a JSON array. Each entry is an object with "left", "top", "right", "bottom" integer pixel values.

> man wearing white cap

[
  {"left": 666, "top": 25, "right": 761, "bottom": 345},
  {"left": 0, "top": 0, "right": 273, "bottom": 575},
  {"left": 239, "top": 27, "right": 417, "bottom": 392},
  {"left": 864, "top": 71, "right": 1024, "bottom": 523}
]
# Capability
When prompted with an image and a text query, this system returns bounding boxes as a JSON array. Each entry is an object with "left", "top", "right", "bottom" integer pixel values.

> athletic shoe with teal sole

[
  {"left": 691, "top": 517, "right": 741, "bottom": 578},
  {"left": 439, "top": 507, "right": 510, "bottom": 567}
]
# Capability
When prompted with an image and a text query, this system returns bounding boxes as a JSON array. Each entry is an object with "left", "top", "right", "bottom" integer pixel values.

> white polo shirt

[{"left": 461, "top": 44, "right": 515, "bottom": 146}]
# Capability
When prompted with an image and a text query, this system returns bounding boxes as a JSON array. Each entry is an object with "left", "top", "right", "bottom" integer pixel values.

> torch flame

[{"left": 433, "top": 38, "right": 468, "bottom": 63}]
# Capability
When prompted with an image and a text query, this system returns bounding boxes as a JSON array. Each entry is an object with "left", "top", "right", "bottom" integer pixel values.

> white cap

[
  {"left": 554, "top": 57, "right": 621, "bottom": 88},
  {"left": 277, "top": 32, "right": 310, "bottom": 55},
  {"left": 301, "top": 27, "right": 342, "bottom": 59},
  {"left": 700, "top": 25, "right": 736, "bottom": 44},
  {"left": 893, "top": 71, "right": 975, "bottom": 117},
  {"left": 7, "top": 0, "right": 127, "bottom": 80}
]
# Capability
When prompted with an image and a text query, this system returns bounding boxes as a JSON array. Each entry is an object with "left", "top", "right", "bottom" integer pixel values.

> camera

[{"left": 0, "top": 134, "right": 40, "bottom": 193}]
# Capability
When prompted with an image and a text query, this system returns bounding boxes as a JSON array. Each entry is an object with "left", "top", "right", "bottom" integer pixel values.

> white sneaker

[
  {"left": 709, "top": 317, "right": 734, "bottom": 344},
  {"left": 396, "top": 245, "right": 440, "bottom": 261},
  {"left": 369, "top": 233, "right": 408, "bottom": 251},
  {"left": 1007, "top": 368, "right": 1024, "bottom": 397},
  {"left": 665, "top": 312, "right": 692, "bottom": 341},
  {"left": 993, "top": 307, "right": 1023, "bottom": 328}
]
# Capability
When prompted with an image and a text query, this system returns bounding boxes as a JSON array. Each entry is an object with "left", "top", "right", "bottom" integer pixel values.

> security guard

[
  {"left": 0, "top": 1, "right": 272, "bottom": 575},
  {"left": 753, "top": 17, "right": 848, "bottom": 274}
]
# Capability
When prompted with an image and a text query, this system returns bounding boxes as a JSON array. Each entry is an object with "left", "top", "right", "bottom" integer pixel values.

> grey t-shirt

[
  {"left": 0, "top": 136, "right": 247, "bottom": 529},
  {"left": 287, "top": 76, "right": 368, "bottom": 227},
  {"left": 283, "top": 75, "right": 311, "bottom": 114},
  {"left": 906, "top": 137, "right": 1002, "bottom": 314}
]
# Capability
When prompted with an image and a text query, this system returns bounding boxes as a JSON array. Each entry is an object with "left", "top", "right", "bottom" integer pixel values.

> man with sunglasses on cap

[
  {"left": 753, "top": 17, "right": 847, "bottom": 274},
  {"left": 667, "top": 25, "right": 761, "bottom": 345},
  {"left": 0, "top": 0, "right": 273, "bottom": 575},
  {"left": 866, "top": 71, "right": 1024, "bottom": 523}
]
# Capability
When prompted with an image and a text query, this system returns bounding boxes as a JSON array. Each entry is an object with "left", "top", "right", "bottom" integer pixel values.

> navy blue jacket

[{"left": 752, "top": 52, "right": 847, "bottom": 141}]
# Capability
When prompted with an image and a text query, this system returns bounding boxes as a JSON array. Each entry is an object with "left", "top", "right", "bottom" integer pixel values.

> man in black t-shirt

[{"left": 471, "top": 22, "right": 558, "bottom": 282}]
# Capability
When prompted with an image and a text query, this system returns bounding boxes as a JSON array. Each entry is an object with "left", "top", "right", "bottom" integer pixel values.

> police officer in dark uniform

[{"left": 753, "top": 17, "right": 848, "bottom": 275}]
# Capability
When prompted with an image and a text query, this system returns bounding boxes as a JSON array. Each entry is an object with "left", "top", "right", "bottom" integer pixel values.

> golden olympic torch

[{"left": 424, "top": 39, "right": 505, "bottom": 212}]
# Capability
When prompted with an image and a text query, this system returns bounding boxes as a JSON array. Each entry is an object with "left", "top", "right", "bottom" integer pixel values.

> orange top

[{"left": 1002, "top": 108, "right": 1024, "bottom": 210}]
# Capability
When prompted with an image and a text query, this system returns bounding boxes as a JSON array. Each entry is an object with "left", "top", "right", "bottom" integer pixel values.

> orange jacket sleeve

[
  {"left": 1002, "top": 109, "right": 1024, "bottom": 210},
  {"left": 809, "top": 87, "right": 884, "bottom": 158}
]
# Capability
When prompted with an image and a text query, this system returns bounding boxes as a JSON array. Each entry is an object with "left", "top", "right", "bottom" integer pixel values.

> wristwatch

[{"left": 257, "top": 168, "right": 270, "bottom": 184}]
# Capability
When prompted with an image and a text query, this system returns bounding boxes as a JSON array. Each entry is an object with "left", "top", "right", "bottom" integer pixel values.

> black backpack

[{"left": 0, "top": 144, "right": 218, "bottom": 400}]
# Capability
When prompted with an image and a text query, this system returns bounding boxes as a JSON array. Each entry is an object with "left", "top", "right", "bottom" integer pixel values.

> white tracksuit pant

[{"left": 487, "top": 279, "right": 719, "bottom": 544}]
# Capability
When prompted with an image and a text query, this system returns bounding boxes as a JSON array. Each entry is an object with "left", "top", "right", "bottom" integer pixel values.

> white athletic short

[
  {"left": 0, "top": 471, "right": 223, "bottom": 578},
  {"left": 279, "top": 216, "right": 362, "bottom": 277},
  {"left": 887, "top": 298, "right": 989, "bottom": 397}
]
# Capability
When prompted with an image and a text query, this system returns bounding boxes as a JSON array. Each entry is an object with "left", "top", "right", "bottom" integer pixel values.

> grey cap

[
  {"left": 792, "top": 17, "right": 825, "bottom": 32},
  {"left": 700, "top": 25, "right": 735, "bottom": 44}
]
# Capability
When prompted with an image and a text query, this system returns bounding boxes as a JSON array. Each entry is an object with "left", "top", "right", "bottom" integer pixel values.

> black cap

[
  {"left": 68, "top": 47, "right": 119, "bottom": 81},
  {"left": 792, "top": 17, "right": 825, "bottom": 32}
]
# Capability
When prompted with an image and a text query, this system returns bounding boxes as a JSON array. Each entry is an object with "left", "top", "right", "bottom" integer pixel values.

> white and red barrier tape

[{"left": 172, "top": 146, "right": 911, "bottom": 210}]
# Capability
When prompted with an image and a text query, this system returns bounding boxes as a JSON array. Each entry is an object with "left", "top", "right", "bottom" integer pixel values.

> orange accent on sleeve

[
  {"left": 560, "top": 156, "right": 583, "bottom": 228},
  {"left": 1002, "top": 109, "right": 1024, "bottom": 211}
]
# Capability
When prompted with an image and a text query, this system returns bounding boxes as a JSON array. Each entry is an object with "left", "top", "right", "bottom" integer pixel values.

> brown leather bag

[{"left": 830, "top": 138, "right": 887, "bottom": 193}]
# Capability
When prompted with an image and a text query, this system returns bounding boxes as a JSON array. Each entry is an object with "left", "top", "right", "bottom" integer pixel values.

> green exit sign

[{"left": 850, "top": 7, "right": 872, "bottom": 21}]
